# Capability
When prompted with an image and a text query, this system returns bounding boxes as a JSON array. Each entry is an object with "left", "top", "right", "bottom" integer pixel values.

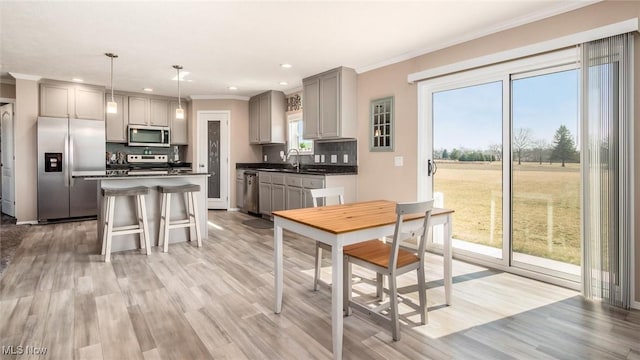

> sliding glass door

[
  {"left": 422, "top": 48, "right": 582, "bottom": 285},
  {"left": 511, "top": 68, "right": 581, "bottom": 281},
  {"left": 432, "top": 81, "right": 504, "bottom": 260}
]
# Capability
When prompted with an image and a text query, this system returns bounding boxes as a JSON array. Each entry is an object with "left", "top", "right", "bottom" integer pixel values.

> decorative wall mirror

[{"left": 370, "top": 96, "right": 394, "bottom": 152}]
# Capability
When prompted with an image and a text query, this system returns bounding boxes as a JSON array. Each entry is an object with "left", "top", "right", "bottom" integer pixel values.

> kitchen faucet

[{"left": 285, "top": 148, "right": 300, "bottom": 172}]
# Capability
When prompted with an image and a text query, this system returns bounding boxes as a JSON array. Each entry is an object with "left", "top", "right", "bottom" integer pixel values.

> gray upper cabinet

[
  {"left": 128, "top": 96, "right": 149, "bottom": 125},
  {"left": 249, "top": 97, "right": 260, "bottom": 144},
  {"left": 75, "top": 86, "right": 104, "bottom": 120},
  {"left": 302, "top": 67, "right": 357, "bottom": 139},
  {"left": 149, "top": 99, "right": 169, "bottom": 126},
  {"left": 169, "top": 100, "right": 188, "bottom": 145},
  {"left": 248, "top": 90, "right": 285, "bottom": 144},
  {"left": 40, "top": 82, "right": 105, "bottom": 120},
  {"left": 302, "top": 78, "right": 320, "bottom": 139},
  {"left": 105, "top": 94, "right": 128, "bottom": 142}
]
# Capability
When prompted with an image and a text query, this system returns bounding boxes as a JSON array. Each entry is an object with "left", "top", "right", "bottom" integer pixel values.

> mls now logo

[{"left": 2, "top": 345, "right": 48, "bottom": 356}]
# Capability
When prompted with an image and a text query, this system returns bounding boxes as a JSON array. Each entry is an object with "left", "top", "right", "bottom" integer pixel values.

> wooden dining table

[{"left": 272, "top": 200, "right": 454, "bottom": 360}]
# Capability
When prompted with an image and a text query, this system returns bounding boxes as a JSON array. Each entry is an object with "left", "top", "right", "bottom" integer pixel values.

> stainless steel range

[{"left": 127, "top": 154, "right": 169, "bottom": 175}]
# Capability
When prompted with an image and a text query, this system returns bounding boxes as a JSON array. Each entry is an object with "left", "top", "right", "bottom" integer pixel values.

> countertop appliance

[
  {"left": 37, "top": 117, "right": 106, "bottom": 221},
  {"left": 243, "top": 170, "right": 259, "bottom": 214},
  {"left": 128, "top": 124, "right": 170, "bottom": 147}
]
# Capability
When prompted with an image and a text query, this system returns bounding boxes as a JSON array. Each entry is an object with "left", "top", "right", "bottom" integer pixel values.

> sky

[{"left": 433, "top": 69, "right": 579, "bottom": 151}]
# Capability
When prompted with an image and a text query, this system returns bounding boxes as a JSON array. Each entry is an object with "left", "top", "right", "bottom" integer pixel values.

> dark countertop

[
  {"left": 236, "top": 163, "right": 357, "bottom": 176},
  {"left": 76, "top": 171, "right": 210, "bottom": 180}
]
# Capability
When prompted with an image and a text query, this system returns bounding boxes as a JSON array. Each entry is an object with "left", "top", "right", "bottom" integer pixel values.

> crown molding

[
  {"left": 9, "top": 72, "right": 42, "bottom": 81},
  {"left": 189, "top": 94, "right": 250, "bottom": 101},
  {"left": 356, "top": 0, "right": 600, "bottom": 74},
  {"left": 284, "top": 86, "right": 303, "bottom": 96},
  {"left": 408, "top": 17, "right": 638, "bottom": 83}
]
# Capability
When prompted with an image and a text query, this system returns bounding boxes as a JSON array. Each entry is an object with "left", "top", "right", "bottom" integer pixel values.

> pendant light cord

[
  {"left": 177, "top": 67, "right": 182, "bottom": 109},
  {"left": 110, "top": 56, "right": 115, "bottom": 102}
]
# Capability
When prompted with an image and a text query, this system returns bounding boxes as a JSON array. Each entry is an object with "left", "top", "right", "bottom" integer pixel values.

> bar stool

[
  {"left": 101, "top": 186, "right": 151, "bottom": 262},
  {"left": 158, "top": 184, "right": 203, "bottom": 252}
]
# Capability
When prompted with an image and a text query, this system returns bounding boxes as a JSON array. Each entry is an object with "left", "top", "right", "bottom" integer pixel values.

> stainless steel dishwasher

[{"left": 243, "top": 171, "right": 259, "bottom": 214}]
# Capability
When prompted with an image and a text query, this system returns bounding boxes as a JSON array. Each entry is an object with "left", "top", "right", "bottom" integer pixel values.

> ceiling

[{"left": 0, "top": 1, "right": 596, "bottom": 98}]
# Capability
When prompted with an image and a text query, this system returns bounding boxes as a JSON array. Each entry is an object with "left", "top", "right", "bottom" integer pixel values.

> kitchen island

[{"left": 79, "top": 171, "right": 209, "bottom": 252}]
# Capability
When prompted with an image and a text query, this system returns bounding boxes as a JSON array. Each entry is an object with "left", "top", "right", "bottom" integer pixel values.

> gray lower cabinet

[
  {"left": 272, "top": 184, "right": 286, "bottom": 212},
  {"left": 258, "top": 172, "right": 271, "bottom": 216},
  {"left": 286, "top": 186, "right": 304, "bottom": 210},
  {"left": 257, "top": 171, "right": 356, "bottom": 215},
  {"left": 236, "top": 170, "right": 244, "bottom": 209}
]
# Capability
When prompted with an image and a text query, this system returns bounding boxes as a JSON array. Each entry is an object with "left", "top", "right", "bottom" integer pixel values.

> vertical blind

[{"left": 581, "top": 33, "right": 634, "bottom": 309}]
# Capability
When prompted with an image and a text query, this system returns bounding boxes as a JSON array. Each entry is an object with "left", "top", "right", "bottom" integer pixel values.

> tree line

[{"left": 435, "top": 125, "right": 579, "bottom": 167}]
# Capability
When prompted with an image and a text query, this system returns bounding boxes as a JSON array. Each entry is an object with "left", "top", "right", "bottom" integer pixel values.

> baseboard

[
  {"left": 16, "top": 220, "right": 38, "bottom": 225},
  {"left": 228, "top": 208, "right": 241, "bottom": 212},
  {"left": 632, "top": 301, "right": 640, "bottom": 310}
]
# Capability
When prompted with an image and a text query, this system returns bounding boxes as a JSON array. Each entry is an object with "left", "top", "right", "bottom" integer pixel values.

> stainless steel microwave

[{"left": 128, "top": 125, "right": 170, "bottom": 147}]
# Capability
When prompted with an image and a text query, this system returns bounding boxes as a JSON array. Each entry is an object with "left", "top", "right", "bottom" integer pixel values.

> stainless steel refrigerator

[{"left": 37, "top": 117, "right": 105, "bottom": 221}]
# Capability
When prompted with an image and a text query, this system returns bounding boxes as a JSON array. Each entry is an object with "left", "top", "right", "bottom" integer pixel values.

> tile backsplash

[{"left": 262, "top": 139, "right": 357, "bottom": 166}]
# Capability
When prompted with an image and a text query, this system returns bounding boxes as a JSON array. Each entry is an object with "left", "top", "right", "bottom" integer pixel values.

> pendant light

[
  {"left": 105, "top": 53, "right": 118, "bottom": 114},
  {"left": 173, "top": 65, "right": 184, "bottom": 119}
]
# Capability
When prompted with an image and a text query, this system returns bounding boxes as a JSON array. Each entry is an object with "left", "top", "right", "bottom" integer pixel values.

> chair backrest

[
  {"left": 310, "top": 187, "right": 345, "bottom": 207},
  {"left": 388, "top": 200, "right": 434, "bottom": 272}
]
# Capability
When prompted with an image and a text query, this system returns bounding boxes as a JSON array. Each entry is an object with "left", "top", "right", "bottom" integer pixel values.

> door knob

[{"left": 199, "top": 164, "right": 205, "bottom": 168}]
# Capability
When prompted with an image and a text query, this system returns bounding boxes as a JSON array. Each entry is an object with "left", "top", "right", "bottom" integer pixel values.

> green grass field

[{"left": 434, "top": 161, "right": 581, "bottom": 265}]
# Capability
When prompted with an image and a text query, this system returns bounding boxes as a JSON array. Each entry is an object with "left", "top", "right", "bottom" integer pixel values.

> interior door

[
  {"left": 198, "top": 111, "right": 229, "bottom": 209},
  {"left": 1, "top": 104, "right": 15, "bottom": 216}
]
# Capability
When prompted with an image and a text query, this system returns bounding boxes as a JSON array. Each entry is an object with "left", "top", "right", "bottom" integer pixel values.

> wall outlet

[
  {"left": 279, "top": 150, "right": 285, "bottom": 161},
  {"left": 330, "top": 154, "right": 338, "bottom": 163},
  {"left": 314, "top": 155, "right": 320, "bottom": 163},
  {"left": 394, "top": 156, "right": 404, "bottom": 167},
  {"left": 320, "top": 154, "right": 326, "bottom": 163},
  {"left": 263, "top": 155, "right": 268, "bottom": 162},
  {"left": 343, "top": 154, "right": 348, "bottom": 163}
]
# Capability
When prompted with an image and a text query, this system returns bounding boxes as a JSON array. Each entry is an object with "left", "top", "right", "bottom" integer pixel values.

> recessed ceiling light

[
  {"left": 279, "top": 81, "right": 288, "bottom": 86},
  {"left": 228, "top": 86, "right": 238, "bottom": 90},
  {"left": 72, "top": 78, "right": 84, "bottom": 82},
  {"left": 143, "top": 88, "right": 153, "bottom": 92},
  {"left": 280, "top": 63, "right": 292, "bottom": 69}
]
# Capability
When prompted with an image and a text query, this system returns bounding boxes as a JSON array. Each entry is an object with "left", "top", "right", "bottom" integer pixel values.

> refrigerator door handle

[
  {"left": 64, "top": 135, "right": 70, "bottom": 187},
  {"left": 69, "top": 136, "right": 75, "bottom": 187}
]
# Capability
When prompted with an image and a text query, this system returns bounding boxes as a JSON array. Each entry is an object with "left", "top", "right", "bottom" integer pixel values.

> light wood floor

[{"left": 1, "top": 210, "right": 639, "bottom": 360}]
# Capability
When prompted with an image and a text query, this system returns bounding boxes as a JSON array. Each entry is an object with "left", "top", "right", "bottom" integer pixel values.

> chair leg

[
  {"left": 389, "top": 275, "right": 400, "bottom": 341},
  {"left": 135, "top": 194, "right": 145, "bottom": 251},
  {"left": 343, "top": 256, "right": 352, "bottom": 316},
  {"left": 158, "top": 193, "right": 167, "bottom": 247},
  {"left": 376, "top": 273, "right": 384, "bottom": 301},
  {"left": 417, "top": 265, "right": 428, "bottom": 325},
  {"left": 101, "top": 196, "right": 109, "bottom": 255},
  {"left": 139, "top": 194, "right": 151, "bottom": 255},
  {"left": 163, "top": 194, "right": 172, "bottom": 253},
  {"left": 104, "top": 196, "right": 116, "bottom": 262},
  {"left": 314, "top": 244, "right": 322, "bottom": 291},
  {"left": 191, "top": 193, "right": 202, "bottom": 248},
  {"left": 186, "top": 192, "right": 193, "bottom": 242}
]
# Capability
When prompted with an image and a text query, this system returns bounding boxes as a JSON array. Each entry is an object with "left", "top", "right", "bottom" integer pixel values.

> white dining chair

[
  {"left": 343, "top": 200, "right": 434, "bottom": 341},
  {"left": 310, "top": 187, "right": 345, "bottom": 291}
]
